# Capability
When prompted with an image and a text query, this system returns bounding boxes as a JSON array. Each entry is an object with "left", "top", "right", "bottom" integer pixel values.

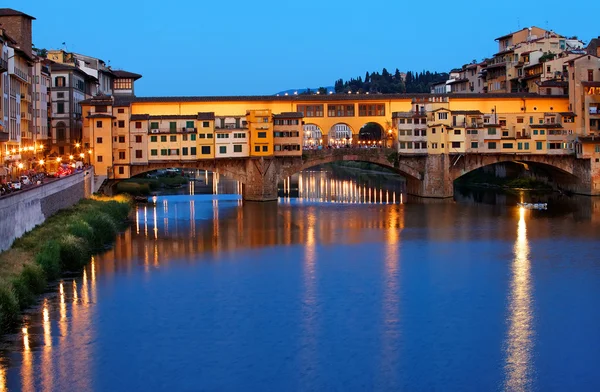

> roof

[
  {"left": 447, "top": 78, "right": 469, "bottom": 85},
  {"left": 0, "top": 8, "right": 35, "bottom": 19},
  {"left": 86, "top": 113, "right": 115, "bottom": 119},
  {"left": 112, "top": 70, "right": 142, "bottom": 80},
  {"left": 486, "top": 62, "right": 507, "bottom": 70},
  {"left": 148, "top": 115, "right": 196, "bottom": 120},
  {"left": 567, "top": 53, "right": 599, "bottom": 64},
  {"left": 581, "top": 81, "right": 600, "bottom": 88},
  {"left": 495, "top": 27, "right": 529, "bottom": 41},
  {"left": 539, "top": 80, "right": 568, "bottom": 87},
  {"left": 125, "top": 92, "right": 567, "bottom": 105},
  {"left": 530, "top": 123, "right": 563, "bottom": 129},
  {"left": 80, "top": 94, "right": 113, "bottom": 105},
  {"left": 559, "top": 112, "right": 576, "bottom": 116},
  {"left": 273, "top": 112, "right": 304, "bottom": 119},
  {"left": 451, "top": 110, "right": 483, "bottom": 115},
  {"left": 431, "top": 107, "right": 450, "bottom": 112},
  {"left": 495, "top": 48, "right": 515, "bottom": 56},
  {"left": 50, "top": 62, "right": 98, "bottom": 80},
  {"left": 130, "top": 114, "right": 150, "bottom": 121},
  {"left": 197, "top": 112, "right": 215, "bottom": 120}
]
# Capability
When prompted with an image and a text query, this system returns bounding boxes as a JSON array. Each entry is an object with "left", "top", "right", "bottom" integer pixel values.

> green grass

[{"left": 0, "top": 196, "right": 131, "bottom": 333}]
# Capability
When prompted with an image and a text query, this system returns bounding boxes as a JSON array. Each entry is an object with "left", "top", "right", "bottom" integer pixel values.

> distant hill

[{"left": 275, "top": 87, "right": 335, "bottom": 96}]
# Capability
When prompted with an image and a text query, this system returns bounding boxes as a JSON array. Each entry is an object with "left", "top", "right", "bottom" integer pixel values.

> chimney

[{"left": 0, "top": 8, "right": 35, "bottom": 58}]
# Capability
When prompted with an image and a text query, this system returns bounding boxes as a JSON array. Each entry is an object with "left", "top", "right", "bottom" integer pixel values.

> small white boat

[{"left": 518, "top": 202, "right": 547, "bottom": 210}]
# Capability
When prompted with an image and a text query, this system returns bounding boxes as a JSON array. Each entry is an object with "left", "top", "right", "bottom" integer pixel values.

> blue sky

[{"left": 14, "top": 0, "right": 599, "bottom": 96}]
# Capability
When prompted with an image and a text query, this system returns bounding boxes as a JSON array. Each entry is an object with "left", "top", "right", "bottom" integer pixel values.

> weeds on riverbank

[{"left": 0, "top": 196, "right": 131, "bottom": 333}]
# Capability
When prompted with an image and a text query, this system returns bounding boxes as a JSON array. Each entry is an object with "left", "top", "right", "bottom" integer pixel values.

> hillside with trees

[{"left": 332, "top": 68, "right": 449, "bottom": 94}]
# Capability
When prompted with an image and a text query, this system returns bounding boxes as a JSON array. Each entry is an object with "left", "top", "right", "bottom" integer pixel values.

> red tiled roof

[{"left": 0, "top": 8, "right": 35, "bottom": 19}]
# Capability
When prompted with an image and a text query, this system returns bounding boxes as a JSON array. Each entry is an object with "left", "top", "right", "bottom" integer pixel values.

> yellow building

[
  {"left": 246, "top": 109, "right": 273, "bottom": 156},
  {"left": 82, "top": 95, "right": 115, "bottom": 178}
]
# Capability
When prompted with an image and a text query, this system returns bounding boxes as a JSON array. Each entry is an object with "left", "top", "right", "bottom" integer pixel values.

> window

[
  {"left": 438, "top": 112, "right": 448, "bottom": 120},
  {"left": 97, "top": 156, "right": 103, "bottom": 162},
  {"left": 219, "top": 146, "right": 227, "bottom": 154},
  {"left": 190, "top": 134, "right": 196, "bottom": 141},
  {"left": 182, "top": 147, "right": 188, "bottom": 156},
  {"left": 182, "top": 134, "right": 188, "bottom": 141},
  {"left": 451, "top": 142, "right": 460, "bottom": 148},
  {"left": 118, "top": 120, "right": 125, "bottom": 128},
  {"left": 170, "top": 135, "right": 177, "bottom": 142},
  {"left": 540, "top": 130, "right": 545, "bottom": 135},
  {"left": 118, "top": 151, "right": 125, "bottom": 159},
  {"left": 135, "top": 150, "right": 142, "bottom": 158},
  {"left": 454, "top": 129, "right": 461, "bottom": 135},
  {"left": 255, "top": 146, "right": 260, "bottom": 152},
  {"left": 199, "top": 133, "right": 205, "bottom": 139},
  {"left": 258, "top": 132, "right": 267, "bottom": 138},
  {"left": 517, "top": 118, "right": 524, "bottom": 123},
  {"left": 533, "top": 130, "right": 538, "bottom": 135},
  {"left": 161, "top": 135, "right": 167, "bottom": 142},
  {"left": 57, "top": 102, "right": 65, "bottom": 114},
  {"left": 135, "top": 135, "right": 142, "bottom": 143},
  {"left": 96, "top": 120, "right": 103, "bottom": 128},
  {"left": 518, "top": 142, "right": 523, "bottom": 150},
  {"left": 203, "top": 121, "right": 210, "bottom": 128},
  {"left": 114, "top": 78, "right": 133, "bottom": 89},
  {"left": 135, "top": 122, "right": 142, "bottom": 129},
  {"left": 207, "top": 133, "right": 213, "bottom": 139},
  {"left": 487, "top": 128, "right": 496, "bottom": 135},
  {"left": 234, "top": 145, "right": 242, "bottom": 153},
  {"left": 201, "top": 146, "right": 210, "bottom": 154},
  {"left": 596, "top": 145, "right": 600, "bottom": 153},
  {"left": 216, "top": 133, "right": 229, "bottom": 139},
  {"left": 327, "top": 104, "right": 355, "bottom": 117},
  {"left": 358, "top": 104, "right": 385, "bottom": 116},
  {"left": 297, "top": 105, "right": 324, "bottom": 117},
  {"left": 55, "top": 77, "right": 65, "bottom": 87},
  {"left": 502, "top": 143, "right": 513, "bottom": 149},
  {"left": 471, "top": 142, "right": 478, "bottom": 149},
  {"left": 536, "top": 141, "right": 543, "bottom": 150},
  {"left": 431, "top": 143, "right": 438, "bottom": 149},
  {"left": 96, "top": 137, "right": 103, "bottom": 144},
  {"left": 524, "top": 142, "right": 530, "bottom": 150},
  {"left": 160, "top": 149, "right": 168, "bottom": 156},
  {"left": 95, "top": 105, "right": 107, "bottom": 113},
  {"left": 57, "top": 92, "right": 64, "bottom": 98},
  {"left": 186, "top": 121, "right": 194, "bottom": 129},
  {"left": 150, "top": 136, "right": 157, "bottom": 142},
  {"left": 119, "top": 136, "right": 125, "bottom": 143},
  {"left": 190, "top": 147, "right": 196, "bottom": 155},
  {"left": 118, "top": 167, "right": 124, "bottom": 175},
  {"left": 589, "top": 69, "right": 594, "bottom": 82},
  {"left": 488, "top": 142, "right": 497, "bottom": 149},
  {"left": 151, "top": 149, "right": 157, "bottom": 156},
  {"left": 169, "top": 122, "right": 176, "bottom": 132},
  {"left": 262, "top": 146, "right": 268, "bottom": 152},
  {"left": 150, "top": 122, "right": 159, "bottom": 129}
]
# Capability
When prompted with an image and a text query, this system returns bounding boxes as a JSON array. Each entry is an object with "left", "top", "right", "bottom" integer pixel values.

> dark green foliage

[
  {"left": 81, "top": 211, "right": 117, "bottom": 247},
  {"left": 334, "top": 69, "right": 448, "bottom": 94},
  {"left": 35, "top": 240, "right": 61, "bottom": 280},
  {"left": 0, "top": 282, "right": 19, "bottom": 330},
  {"left": 11, "top": 264, "right": 46, "bottom": 309},
  {"left": 58, "top": 234, "right": 90, "bottom": 272}
]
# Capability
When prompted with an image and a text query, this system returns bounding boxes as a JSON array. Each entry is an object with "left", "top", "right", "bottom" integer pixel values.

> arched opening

[
  {"left": 327, "top": 123, "right": 353, "bottom": 146},
  {"left": 115, "top": 167, "right": 243, "bottom": 197},
  {"left": 454, "top": 160, "right": 581, "bottom": 195},
  {"left": 358, "top": 122, "right": 384, "bottom": 147},
  {"left": 303, "top": 124, "right": 323, "bottom": 147}
]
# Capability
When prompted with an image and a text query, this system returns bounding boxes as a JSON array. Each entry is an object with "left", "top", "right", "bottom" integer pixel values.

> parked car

[
  {"left": 10, "top": 181, "right": 21, "bottom": 190},
  {"left": 20, "top": 176, "right": 31, "bottom": 185}
]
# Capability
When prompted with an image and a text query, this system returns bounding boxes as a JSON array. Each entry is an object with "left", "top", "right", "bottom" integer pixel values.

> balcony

[
  {"left": 181, "top": 127, "right": 198, "bottom": 133},
  {"left": 0, "top": 58, "right": 7, "bottom": 73}
]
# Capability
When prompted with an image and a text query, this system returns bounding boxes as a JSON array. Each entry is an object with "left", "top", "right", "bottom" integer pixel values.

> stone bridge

[{"left": 123, "top": 148, "right": 598, "bottom": 201}]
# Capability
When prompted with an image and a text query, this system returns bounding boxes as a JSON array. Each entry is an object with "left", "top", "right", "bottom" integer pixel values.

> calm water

[{"left": 2, "top": 170, "right": 600, "bottom": 391}]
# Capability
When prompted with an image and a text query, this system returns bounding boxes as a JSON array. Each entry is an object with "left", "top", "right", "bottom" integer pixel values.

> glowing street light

[
  {"left": 75, "top": 143, "right": 80, "bottom": 148},
  {"left": 56, "top": 157, "right": 62, "bottom": 163},
  {"left": 17, "top": 163, "right": 23, "bottom": 169},
  {"left": 69, "top": 155, "right": 74, "bottom": 160},
  {"left": 39, "top": 159, "right": 44, "bottom": 166},
  {"left": 79, "top": 153, "right": 85, "bottom": 159}
]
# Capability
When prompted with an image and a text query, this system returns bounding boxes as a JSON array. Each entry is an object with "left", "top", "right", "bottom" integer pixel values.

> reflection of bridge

[{"left": 124, "top": 148, "right": 597, "bottom": 201}]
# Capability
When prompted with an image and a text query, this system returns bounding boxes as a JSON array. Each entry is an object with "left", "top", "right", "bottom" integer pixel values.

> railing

[{"left": 181, "top": 127, "right": 197, "bottom": 132}]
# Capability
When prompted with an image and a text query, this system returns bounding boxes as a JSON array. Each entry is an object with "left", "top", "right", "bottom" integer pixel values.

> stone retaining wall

[{"left": 0, "top": 168, "right": 95, "bottom": 252}]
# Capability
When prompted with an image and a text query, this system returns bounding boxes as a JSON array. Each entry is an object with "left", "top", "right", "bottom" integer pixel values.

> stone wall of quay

[{"left": 0, "top": 168, "right": 95, "bottom": 252}]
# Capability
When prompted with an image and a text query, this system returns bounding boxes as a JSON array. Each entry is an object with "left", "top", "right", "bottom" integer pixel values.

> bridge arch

[
  {"left": 358, "top": 122, "right": 384, "bottom": 143},
  {"left": 303, "top": 123, "right": 323, "bottom": 147},
  {"left": 450, "top": 153, "right": 582, "bottom": 192},
  {"left": 127, "top": 161, "right": 249, "bottom": 184},
  {"left": 327, "top": 123, "right": 354, "bottom": 146}
]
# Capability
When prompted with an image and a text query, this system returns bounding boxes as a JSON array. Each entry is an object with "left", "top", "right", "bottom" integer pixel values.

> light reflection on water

[
  {"left": 504, "top": 207, "right": 534, "bottom": 391},
  {"left": 0, "top": 171, "right": 599, "bottom": 390}
]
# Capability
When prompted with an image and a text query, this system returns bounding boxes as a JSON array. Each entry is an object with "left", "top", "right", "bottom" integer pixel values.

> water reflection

[
  {"left": 503, "top": 207, "right": 534, "bottom": 391},
  {"left": 300, "top": 207, "right": 318, "bottom": 389}
]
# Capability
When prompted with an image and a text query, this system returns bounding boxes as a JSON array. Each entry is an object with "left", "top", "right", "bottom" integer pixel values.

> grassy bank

[{"left": 0, "top": 195, "right": 131, "bottom": 333}]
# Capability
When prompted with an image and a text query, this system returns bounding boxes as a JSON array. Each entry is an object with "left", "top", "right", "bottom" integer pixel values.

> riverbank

[{"left": 0, "top": 195, "right": 131, "bottom": 333}]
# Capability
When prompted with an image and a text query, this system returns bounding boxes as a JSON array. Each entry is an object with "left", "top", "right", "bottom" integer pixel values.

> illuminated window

[{"left": 114, "top": 78, "right": 132, "bottom": 89}]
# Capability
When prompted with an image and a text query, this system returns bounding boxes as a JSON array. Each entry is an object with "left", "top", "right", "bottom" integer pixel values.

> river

[{"left": 1, "top": 169, "right": 600, "bottom": 391}]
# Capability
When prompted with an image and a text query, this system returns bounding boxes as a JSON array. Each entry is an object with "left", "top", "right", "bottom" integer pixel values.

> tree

[{"left": 318, "top": 87, "right": 328, "bottom": 95}]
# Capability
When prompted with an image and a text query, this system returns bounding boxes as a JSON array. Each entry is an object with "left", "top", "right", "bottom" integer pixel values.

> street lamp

[
  {"left": 56, "top": 157, "right": 62, "bottom": 163},
  {"left": 69, "top": 155, "right": 74, "bottom": 160},
  {"left": 79, "top": 153, "right": 84, "bottom": 159}
]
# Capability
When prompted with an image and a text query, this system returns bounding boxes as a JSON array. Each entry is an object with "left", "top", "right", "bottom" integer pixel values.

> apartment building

[
  {"left": 273, "top": 112, "right": 303, "bottom": 156},
  {"left": 214, "top": 114, "right": 247, "bottom": 158},
  {"left": 247, "top": 109, "right": 273, "bottom": 156}
]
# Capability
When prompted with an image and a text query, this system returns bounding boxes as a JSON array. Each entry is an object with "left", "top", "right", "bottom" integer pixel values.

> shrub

[
  {"left": 0, "top": 282, "right": 19, "bottom": 330},
  {"left": 35, "top": 240, "right": 61, "bottom": 280},
  {"left": 58, "top": 234, "right": 90, "bottom": 272},
  {"left": 68, "top": 219, "right": 96, "bottom": 244},
  {"left": 81, "top": 211, "right": 117, "bottom": 247}
]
